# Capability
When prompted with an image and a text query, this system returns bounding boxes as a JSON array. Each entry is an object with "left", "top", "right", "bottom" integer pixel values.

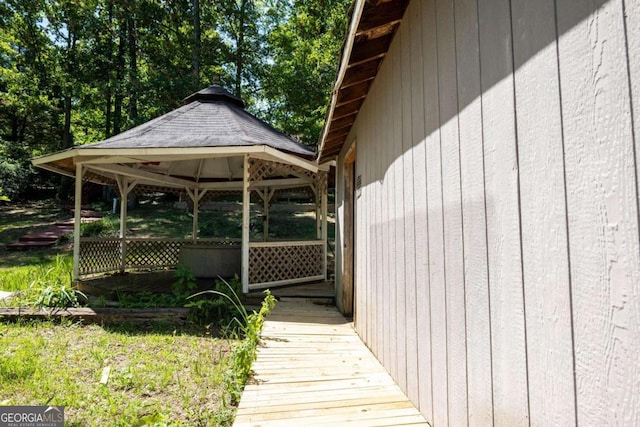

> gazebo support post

[
  {"left": 267, "top": 189, "right": 275, "bottom": 240},
  {"left": 192, "top": 188, "right": 199, "bottom": 242},
  {"left": 313, "top": 186, "right": 321, "bottom": 239},
  {"left": 187, "top": 188, "right": 208, "bottom": 242},
  {"left": 72, "top": 163, "right": 83, "bottom": 281},
  {"left": 116, "top": 176, "right": 129, "bottom": 273},
  {"left": 321, "top": 177, "right": 328, "bottom": 280},
  {"left": 256, "top": 188, "right": 272, "bottom": 242},
  {"left": 241, "top": 155, "right": 250, "bottom": 293},
  {"left": 263, "top": 191, "right": 269, "bottom": 242}
]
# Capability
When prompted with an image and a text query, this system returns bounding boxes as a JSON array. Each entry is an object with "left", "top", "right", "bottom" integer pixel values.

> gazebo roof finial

[{"left": 183, "top": 84, "right": 245, "bottom": 109}]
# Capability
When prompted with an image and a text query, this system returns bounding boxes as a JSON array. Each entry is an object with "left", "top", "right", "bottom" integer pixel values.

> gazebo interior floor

[{"left": 77, "top": 271, "right": 334, "bottom": 302}]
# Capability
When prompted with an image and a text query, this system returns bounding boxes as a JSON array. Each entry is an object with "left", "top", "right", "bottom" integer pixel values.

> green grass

[
  {"left": 0, "top": 255, "right": 75, "bottom": 307},
  {"left": 0, "top": 321, "right": 235, "bottom": 426},
  {"left": 0, "top": 197, "right": 281, "bottom": 425}
]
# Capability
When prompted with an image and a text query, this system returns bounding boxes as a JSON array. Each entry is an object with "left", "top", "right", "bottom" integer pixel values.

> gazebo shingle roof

[
  {"left": 83, "top": 85, "right": 314, "bottom": 158},
  {"left": 33, "top": 85, "right": 321, "bottom": 188}
]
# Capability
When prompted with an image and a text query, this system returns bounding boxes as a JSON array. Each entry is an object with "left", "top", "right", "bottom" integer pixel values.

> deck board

[{"left": 233, "top": 298, "right": 429, "bottom": 426}]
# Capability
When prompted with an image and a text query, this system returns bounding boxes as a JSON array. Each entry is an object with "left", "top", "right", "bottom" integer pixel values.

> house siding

[{"left": 334, "top": 0, "right": 640, "bottom": 425}]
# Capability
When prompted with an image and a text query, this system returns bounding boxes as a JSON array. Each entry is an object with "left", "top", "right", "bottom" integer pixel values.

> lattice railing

[
  {"left": 248, "top": 240, "right": 324, "bottom": 287},
  {"left": 80, "top": 238, "right": 324, "bottom": 286},
  {"left": 125, "top": 239, "right": 182, "bottom": 270},
  {"left": 79, "top": 238, "right": 240, "bottom": 277},
  {"left": 79, "top": 238, "right": 121, "bottom": 276}
]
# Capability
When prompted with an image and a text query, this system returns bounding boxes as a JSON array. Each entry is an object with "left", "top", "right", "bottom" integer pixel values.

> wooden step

[
  {"left": 7, "top": 240, "right": 56, "bottom": 250},
  {"left": 19, "top": 227, "right": 69, "bottom": 241}
]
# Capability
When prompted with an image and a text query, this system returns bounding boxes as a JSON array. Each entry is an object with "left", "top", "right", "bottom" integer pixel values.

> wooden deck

[
  {"left": 234, "top": 298, "right": 429, "bottom": 426},
  {"left": 78, "top": 272, "right": 334, "bottom": 301},
  {"left": 246, "top": 281, "right": 334, "bottom": 300}
]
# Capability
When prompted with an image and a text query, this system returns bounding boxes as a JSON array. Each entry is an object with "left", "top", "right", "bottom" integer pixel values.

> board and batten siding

[{"left": 333, "top": 0, "right": 640, "bottom": 425}]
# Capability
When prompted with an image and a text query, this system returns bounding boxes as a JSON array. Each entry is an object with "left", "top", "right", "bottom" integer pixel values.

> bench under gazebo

[{"left": 32, "top": 85, "right": 329, "bottom": 293}]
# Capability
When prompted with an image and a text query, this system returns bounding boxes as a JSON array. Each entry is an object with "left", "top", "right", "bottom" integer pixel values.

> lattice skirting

[
  {"left": 79, "top": 238, "right": 240, "bottom": 277},
  {"left": 249, "top": 242, "right": 324, "bottom": 285}
]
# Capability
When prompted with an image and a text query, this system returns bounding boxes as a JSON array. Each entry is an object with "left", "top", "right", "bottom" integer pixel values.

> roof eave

[
  {"left": 32, "top": 145, "right": 321, "bottom": 178},
  {"left": 317, "top": 0, "right": 366, "bottom": 162},
  {"left": 317, "top": 0, "right": 410, "bottom": 163}
]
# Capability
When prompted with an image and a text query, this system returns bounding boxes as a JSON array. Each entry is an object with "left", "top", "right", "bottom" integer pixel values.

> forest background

[{"left": 0, "top": 0, "right": 349, "bottom": 201}]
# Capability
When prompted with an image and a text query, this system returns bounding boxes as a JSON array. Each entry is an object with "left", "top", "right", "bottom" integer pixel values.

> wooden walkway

[{"left": 234, "top": 298, "right": 429, "bottom": 426}]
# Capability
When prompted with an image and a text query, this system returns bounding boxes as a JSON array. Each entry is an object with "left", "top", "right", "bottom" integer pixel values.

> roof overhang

[
  {"left": 33, "top": 145, "right": 327, "bottom": 192},
  {"left": 317, "top": 0, "right": 409, "bottom": 163}
]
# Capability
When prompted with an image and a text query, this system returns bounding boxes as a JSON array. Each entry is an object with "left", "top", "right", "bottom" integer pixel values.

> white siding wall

[{"left": 335, "top": 0, "right": 640, "bottom": 424}]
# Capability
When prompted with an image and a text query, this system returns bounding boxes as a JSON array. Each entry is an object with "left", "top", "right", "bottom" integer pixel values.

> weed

[
  {"left": 224, "top": 289, "right": 276, "bottom": 405},
  {"left": 190, "top": 280, "right": 276, "bottom": 408},
  {"left": 171, "top": 264, "right": 197, "bottom": 298},
  {"left": 0, "top": 255, "right": 87, "bottom": 309},
  {"left": 31, "top": 257, "right": 86, "bottom": 309},
  {"left": 185, "top": 275, "right": 243, "bottom": 327},
  {"left": 35, "top": 284, "right": 86, "bottom": 309}
]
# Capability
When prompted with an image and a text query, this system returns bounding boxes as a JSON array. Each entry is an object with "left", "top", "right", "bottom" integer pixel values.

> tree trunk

[
  {"left": 235, "top": 0, "right": 246, "bottom": 98},
  {"left": 105, "top": 0, "right": 114, "bottom": 137},
  {"left": 105, "top": 91, "right": 112, "bottom": 137},
  {"left": 58, "top": 89, "right": 73, "bottom": 203},
  {"left": 113, "top": 18, "right": 126, "bottom": 134},
  {"left": 192, "top": 0, "right": 200, "bottom": 89},
  {"left": 128, "top": 15, "right": 138, "bottom": 122},
  {"left": 62, "top": 92, "right": 72, "bottom": 149},
  {"left": 59, "top": 30, "right": 75, "bottom": 203},
  {"left": 10, "top": 116, "right": 19, "bottom": 143}
]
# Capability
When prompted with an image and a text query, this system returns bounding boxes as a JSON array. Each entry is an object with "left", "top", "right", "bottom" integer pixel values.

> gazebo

[{"left": 32, "top": 85, "right": 329, "bottom": 293}]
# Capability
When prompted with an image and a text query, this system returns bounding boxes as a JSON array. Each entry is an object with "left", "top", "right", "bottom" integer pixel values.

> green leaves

[
  {"left": 1, "top": 0, "right": 350, "bottom": 199},
  {"left": 260, "top": 0, "right": 350, "bottom": 146}
]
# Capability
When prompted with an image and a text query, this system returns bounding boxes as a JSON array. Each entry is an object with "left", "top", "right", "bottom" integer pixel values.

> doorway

[{"left": 342, "top": 145, "right": 356, "bottom": 316}]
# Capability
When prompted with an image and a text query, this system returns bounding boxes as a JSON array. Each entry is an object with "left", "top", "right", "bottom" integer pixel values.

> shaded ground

[{"left": 0, "top": 199, "right": 71, "bottom": 267}]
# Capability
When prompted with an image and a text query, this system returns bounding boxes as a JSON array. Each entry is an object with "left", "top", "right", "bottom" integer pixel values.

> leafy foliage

[
  {"left": 171, "top": 263, "right": 198, "bottom": 297},
  {"left": 1, "top": 0, "right": 349, "bottom": 200},
  {"left": 190, "top": 280, "right": 277, "bottom": 405},
  {"left": 34, "top": 283, "right": 86, "bottom": 309},
  {"left": 79, "top": 215, "right": 118, "bottom": 237},
  {"left": 185, "top": 275, "right": 244, "bottom": 327},
  {"left": 262, "top": 0, "right": 350, "bottom": 145}
]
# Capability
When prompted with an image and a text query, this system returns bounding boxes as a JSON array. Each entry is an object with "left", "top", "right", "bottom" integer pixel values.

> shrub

[
  {"left": 185, "top": 275, "right": 244, "bottom": 327},
  {"left": 172, "top": 263, "right": 197, "bottom": 298},
  {"left": 0, "top": 158, "right": 32, "bottom": 200},
  {"left": 80, "top": 216, "right": 118, "bottom": 237}
]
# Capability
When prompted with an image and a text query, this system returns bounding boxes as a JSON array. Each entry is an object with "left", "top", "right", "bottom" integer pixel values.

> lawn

[
  {"left": 0, "top": 194, "right": 283, "bottom": 426},
  {"left": 0, "top": 321, "right": 233, "bottom": 426}
]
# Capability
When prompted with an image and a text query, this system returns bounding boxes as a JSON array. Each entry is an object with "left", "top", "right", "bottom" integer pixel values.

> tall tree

[
  {"left": 261, "top": 0, "right": 349, "bottom": 146},
  {"left": 217, "top": 0, "right": 265, "bottom": 100},
  {"left": 192, "top": 0, "right": 201, "bottom": 89},
  {"left": 0, "top": 0, "right": 349, "bottom": 200},
  {"left": 1, "top": 0, "right": 60, "bottom": 198}
]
